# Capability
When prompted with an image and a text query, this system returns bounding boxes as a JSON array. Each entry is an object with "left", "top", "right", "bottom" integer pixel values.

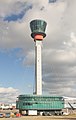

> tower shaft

[
  {"left": 35, "top": 40, "right": 42, "bottom": 95},
  {"left": 30, "top": 19, "right": 47, "bottom": 95}
]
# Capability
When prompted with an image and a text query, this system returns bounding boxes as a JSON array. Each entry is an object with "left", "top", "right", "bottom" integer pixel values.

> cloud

[
  {"left": 23, "top": 50, "right": 34, "bottom": 66},
  {"left": 3, "top": 1, "right": 32, "bottom": 22},
  {"left": 0, "top": 87, "right": 19, "bottom": 103},
  {"left": 0, "top": 0, "right": 76, "bottom": 98}
]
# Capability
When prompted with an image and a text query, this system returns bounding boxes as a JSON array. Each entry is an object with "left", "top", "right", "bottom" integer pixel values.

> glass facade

[
  {"left": 16, "top": 95, "right": 64, "bottom": 110},
  {"left": 30, "top": 19, "right": 47, "bottom": 38}
]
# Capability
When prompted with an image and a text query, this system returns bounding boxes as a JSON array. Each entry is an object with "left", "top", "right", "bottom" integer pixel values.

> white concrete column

[{"left": 35, "top": 40, "right": 42, "bottom": 95}]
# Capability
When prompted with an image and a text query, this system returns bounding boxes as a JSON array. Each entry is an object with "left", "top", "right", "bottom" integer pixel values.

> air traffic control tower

[
  {"left": 30, "top": 19, "right": 47, "bottom": 95},
  {"left": 16, "top": 20, "right": 64, "bottom": 115}
]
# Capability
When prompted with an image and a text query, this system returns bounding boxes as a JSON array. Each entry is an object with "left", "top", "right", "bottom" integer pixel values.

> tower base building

[{"left": 16, "top": 95, "right": 64, "bottom": 115}]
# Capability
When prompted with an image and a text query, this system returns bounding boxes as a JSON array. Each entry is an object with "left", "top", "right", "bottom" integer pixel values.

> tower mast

[{"left": 30, "top": 19, "right": 47, "bottom": 95}]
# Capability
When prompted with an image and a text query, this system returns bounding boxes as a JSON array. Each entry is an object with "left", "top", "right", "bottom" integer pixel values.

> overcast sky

[{"left": 0, "top": 0, "right": 76, "bottom": 103}]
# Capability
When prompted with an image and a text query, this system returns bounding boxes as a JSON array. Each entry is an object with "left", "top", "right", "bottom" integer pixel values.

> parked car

[
  {"left": 10, "top": 112, "right": 14, "bottom": 117},
  {"left": 5, "top": 113, "right": 10, "bottom": 118},
  {"left": 0, "top": 113, "right": 3, "bottom": 118},
  {"left": 16, "top": 113, "right": 21, "bottom": 117}
]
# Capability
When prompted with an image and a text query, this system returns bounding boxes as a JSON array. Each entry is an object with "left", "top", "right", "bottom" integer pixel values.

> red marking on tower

[{"left": 34, "top": 34, "right": 43, "bottom": 40}]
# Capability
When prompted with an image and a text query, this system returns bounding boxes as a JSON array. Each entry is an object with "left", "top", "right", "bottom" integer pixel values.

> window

[{"left": 23, "top": 103, "right": 32, "bottom": 106}]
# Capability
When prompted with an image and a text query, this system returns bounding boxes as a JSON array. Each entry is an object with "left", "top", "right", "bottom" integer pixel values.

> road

[{"left": 0, "top": 116, "right": 76, "bottom": 120}]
